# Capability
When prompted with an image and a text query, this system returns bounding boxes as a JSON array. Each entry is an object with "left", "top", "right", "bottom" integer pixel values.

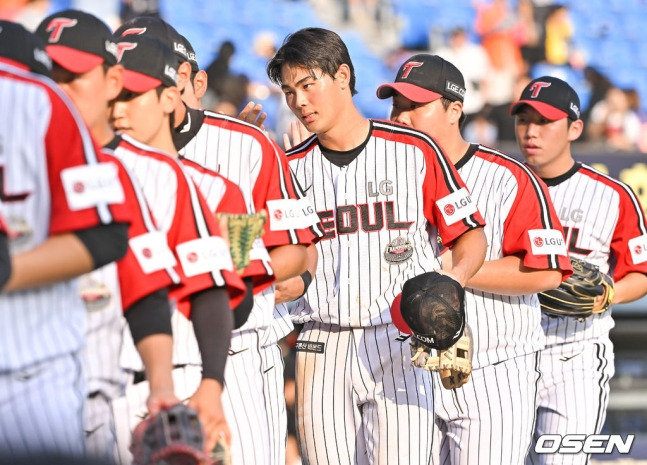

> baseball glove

[
  {"left": 396, "top": 271, "right": 466, "bottom": 351},
  {"left": 130, "top": 404, "right": 208, "bottom": 465},
  {"left": 539, "top": 257, "right": 614, "bottom": 319},
  {"left": 215, "top": 210, "right": 266, "bottom": 273},
  {"left": 411, "top": 324, "right": 473, "bottom": 389}
]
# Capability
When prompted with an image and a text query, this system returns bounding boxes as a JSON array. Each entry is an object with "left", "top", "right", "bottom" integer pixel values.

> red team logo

[
  {"left": 120, "top": 27, "right": 147, "bottom": 36},
  {"left": 142, "top": 248, "right": 152, "bottom": 259},
  {"left": 187, "top": 252, "right": 198, "bottom": 263},
  {"left": 73, "top": 181, "right": 85, "bottom": 193},
  {"left": 635, "top": 245, "right": 642, "bottom": 255},
  {"left": 444, "top": 204, "right": 455, "bottom": 216},
  {"left": 274, "top": 210, "right": 283, "bottom": 221},
  {"left": 400, "top": 62, "right": 423, "bottom": 79},
  {"left": 528, "top": 82, "right": 552, "bottom": 98},
  {"left": 115, "top": 42, "right": 138, "bottom": 61},
  {"left": 45, "top": 18, "right": 78, "bottom": 42},
  {"left": 534, "top": 237, "right": 544, "bottom": 247}
]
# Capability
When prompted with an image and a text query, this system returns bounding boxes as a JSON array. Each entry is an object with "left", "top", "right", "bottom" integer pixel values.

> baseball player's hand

[
  {"left": 146, "top": 387, "right": 179, "bottom": 418},
  {"left": 187, "top": 379, "right": 231, "bottom": 454},
  {"left": 283, "top": 120, "right": 312, "bottom": 150},
  {"left": 237, "top": 101, "right": 267, "bottom": 131}
]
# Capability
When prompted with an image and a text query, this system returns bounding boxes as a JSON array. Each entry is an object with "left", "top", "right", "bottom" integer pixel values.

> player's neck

[
  {"left": 92, "top": 121, "right": 116, "bottom": 148},
  {"left": 317, "top": 106, "right": 370, "bottom": 152},
  {"left": 436, "top": 132, "right": 470, "bottom": 165},
  {"left": 533, "top": 152, "right": 575, "bottom": 179},
  {"left": 149, "top": 125, "right": 180, "bottom": 158}
]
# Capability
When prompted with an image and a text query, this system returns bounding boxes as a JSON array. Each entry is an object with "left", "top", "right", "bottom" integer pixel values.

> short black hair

[{"left": 266, "top": 27, "right": 357, "bottom": 95}]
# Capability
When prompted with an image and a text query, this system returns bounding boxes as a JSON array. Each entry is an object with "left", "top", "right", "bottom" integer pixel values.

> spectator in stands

[
  {"left": 543, "top": 4, "right": 573, "bottom": 66},
  {"left": 587, "top": 86, "right": 642, "bottom": 152},
  {"left": 486, "top": 73, "right": 532, "bottom": 142},
  {"left": 474, "top": 0, "right": 524, "bottom": 106},
  {"left": 205, "top": 41, "right": 237, "bottom": 106},
  {"left": 513, "top": 0, "right": 542, "bottom": 71},
  {"left": 435, "top": 26, "right": 491, "bottom": 127}
]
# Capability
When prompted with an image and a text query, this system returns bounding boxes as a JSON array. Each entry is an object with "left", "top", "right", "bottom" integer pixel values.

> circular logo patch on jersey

[
  {"left": 534, "top": 237, "right": 544, "bottom": 247},
  {"left": 274, "top": 210, "right": 283, "bottom": 221},
  {"left": 384, "top": 236, "right": 413, "bottom": 264},
  {"left": 444, "top": 204, "right": 455, "bottom": 216},
  {"left": 73, "top": 181, "right": 85, "bottom": 193},
  {"left": 79, "top": 276, "right": 111, "bottom": 312},
  {"left": 187, "top": 252, "right": 198, "bottom": 263},
  {"left": 142, "top": 247, "right": 153, "bottom": 258},
  {"left": 7, "top": 215, "right": 33, "bottom": 251},
  {"left": 635, "top": 245, "right": 643, "bottom": 255}
]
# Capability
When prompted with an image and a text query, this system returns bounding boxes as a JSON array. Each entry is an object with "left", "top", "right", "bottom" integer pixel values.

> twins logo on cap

[
  {"left": 44, "top": 18, "right": 77, "bottom": 42},
  {"left": 509, "top": 76, "right": 581, "bottom": 121}
]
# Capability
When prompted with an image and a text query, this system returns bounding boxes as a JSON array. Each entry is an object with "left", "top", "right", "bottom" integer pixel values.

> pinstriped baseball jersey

[
  {"left": 0, "top": 63, "right": 131, "bottom": 370},
  {"left": 286, "top": 120, "right": 485, "bottom": 327},
  {"left": 108, "top": 134, "right": 245, "bottom": 370},
  {"left": 455, "top": 144, "right": 571, "bottom": 369},
  {"left": 541, "top": 162, "right": 647, "bottom": 345},
  {"left": 174, "top": 107, "right": 320, "bottom": 342},
  {"left": 81, "top": 151, "right": 178, "bottom": 395}
]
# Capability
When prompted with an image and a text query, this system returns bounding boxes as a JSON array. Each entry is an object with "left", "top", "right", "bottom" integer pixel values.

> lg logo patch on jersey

[
  {"left": 61, "top": 163, "right": 125, "bottom": 211},
  {"left": 628, "top": 234, "right": 647, "bottom": 264},
  {"left": 267, "top": 198, "right": 319, "bottom": 231},
  {"left": 436, "top": 188, "right": 477, "bottom": 226},
  {"left": 176, "top": 236, "right": 233, "bottom": 277},
  {"left": 528, "top": 229, "right": 567, "bottom": 256}
]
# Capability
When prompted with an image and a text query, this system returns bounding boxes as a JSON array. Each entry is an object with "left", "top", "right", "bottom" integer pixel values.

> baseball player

[
  {"left": 377, "top": 54, "right": 573, "bottom": 465},
  {"left": 113, "top": 17, "right": 321, "bottom": 465},
  {"left": 108, "top": 33, "right": 250, "bottom": 459},
  {"left": 0, "top": 21, "right": 132, "bottom": 459},
  {"left": 34, "top": 9, "right": 185, "bottom": 460},
  {"left": 266, "top": 27, "right": 488, "bottom": 464},
  {"left": 510, "top": 77, "right": 647, "bottom": 465}
]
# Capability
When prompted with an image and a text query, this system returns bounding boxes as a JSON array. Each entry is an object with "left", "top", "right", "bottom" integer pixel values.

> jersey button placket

[{"left": 337, "top": 166, "right": 352, "bottom": 324}]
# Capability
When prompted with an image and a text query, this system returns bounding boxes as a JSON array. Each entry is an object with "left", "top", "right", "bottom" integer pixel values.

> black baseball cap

[
  {"left": 0, "top": 20, "right": 52, "bottom": 76},
  {"left": 179, "top": 33, "right": 199, "bottom": 72},
  {"left": 35, "top": 10, "right": 117, "bottom": 74},
  {"left": 114, "top": 16, "right": 189, "bottom": 66},
  {"left": 116, "top": 35, "right": 178, "bottom": 93},
  {"left": 509, "top": 76, "right": 581, "bottom": 121},
  {"left": 376, "top": 54, "right": 466, "bottom": 103}
]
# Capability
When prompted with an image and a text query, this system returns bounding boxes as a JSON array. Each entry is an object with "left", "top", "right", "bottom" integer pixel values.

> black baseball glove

[{"left": 539, "top": 258, "right": 614, "bottom": 319}]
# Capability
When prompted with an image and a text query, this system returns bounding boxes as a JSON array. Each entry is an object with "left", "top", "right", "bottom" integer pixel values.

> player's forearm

[
  {"left": 447, "top": 227, "right": 487, "bottom": 287},
  {"left": 268, "top": 243, "right": 308, "bottom": 283},
  {"left": 613, "top": 272, "right": 647, "bottom": 304},
  {"left": 136, "top": 334, "right": 175, "bottom": 394},
  {"left": 275, "top": 243, "right": 318, "bottom": 303},
  {"left": 3, "top": 233, "right": 94, "bottom": 291},
  {"left": 466, "top": 255, "right": 563, "bottom": 295}
]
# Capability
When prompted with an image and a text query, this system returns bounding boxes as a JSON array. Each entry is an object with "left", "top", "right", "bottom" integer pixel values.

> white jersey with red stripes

[
  {"left": 0, "top": 61, "right": 131, "bottom": 458},
  {"left": 110, "top": 134, "right": 244, "bottom": 370},
  {"left": 455, "top": 144, "right": 571, "bottom": 369},
  {"left": 0, "top": 63, "right": 130, "bottom": 370},
  {"left": 541, "top": 162, "right": 647, "bottom": 344},
  {"left": 175, "top": 108, "right": 320, "bottom": 341},
  {"left": 287, "top": 120, "right": 485, "bottom": 327}
]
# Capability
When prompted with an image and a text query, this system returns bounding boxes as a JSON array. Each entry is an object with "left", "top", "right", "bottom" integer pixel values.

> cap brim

[
  {"left": 122, "top": 69, "right": 162, "bottom": 93},
  {"left": 389, "top": 293, "right": 412, "bottom": 335},
  {"left": 376, "top": 82, "right": 443, "bottom": 103},
  {"left": 46, "top": 45, "right": 104, "bottom": 74},
  {"left": 509, "top": 100, "right": 568, "bottom": 120}
]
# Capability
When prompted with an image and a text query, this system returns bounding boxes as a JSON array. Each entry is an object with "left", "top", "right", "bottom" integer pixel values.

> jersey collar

[{"left": 540, "top": 162, "right": 581, "bottom": 186}]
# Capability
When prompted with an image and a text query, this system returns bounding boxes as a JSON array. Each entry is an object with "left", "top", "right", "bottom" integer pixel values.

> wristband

[{"left": 299, "top": 270, "right": 313, "bottom": 297}]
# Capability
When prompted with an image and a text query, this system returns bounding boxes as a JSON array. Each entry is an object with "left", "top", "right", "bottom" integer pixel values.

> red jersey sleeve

[
  {"left": 167, "top": 175, "right": 245, "bottom": 317},
  {"left": 101, "top": 153, "right": 177, "bottom": 311},
  {"left": 421, "top": 141, "right": 485, "bottom": 247},
  {"left": 46, "top": 89, "right": 131, "bottom": 235},
  {"left": 610, "top": 183, "right": 647, "bottom": 281},
  {"left": 501, "top": 163, "right": 572, "bottom": 279},
  {"left": 256, "top": 139, "right": 321, "bottom": 248}
]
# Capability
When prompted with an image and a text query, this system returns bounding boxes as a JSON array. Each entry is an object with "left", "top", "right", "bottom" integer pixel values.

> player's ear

[
  {"left": 448, "top": 101, "right": 463, "bottom": 126},
  {"left": 176, "top": 61, "right": 192, "bottom": 93},
  {"left": 105, "top": 64, "right": 124, "bottom": 101},
  {"left": 334, "top": 64, "right": 351, "bottom": 90},
  {"left": 192, "top": 70, "right": 208, "bottom": 101},
  {"left": 160, "top": 86, "right": 181, "bottom": 114},
  {"left": 567, "top": 119, "right": 584, "bottom": 142}
]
